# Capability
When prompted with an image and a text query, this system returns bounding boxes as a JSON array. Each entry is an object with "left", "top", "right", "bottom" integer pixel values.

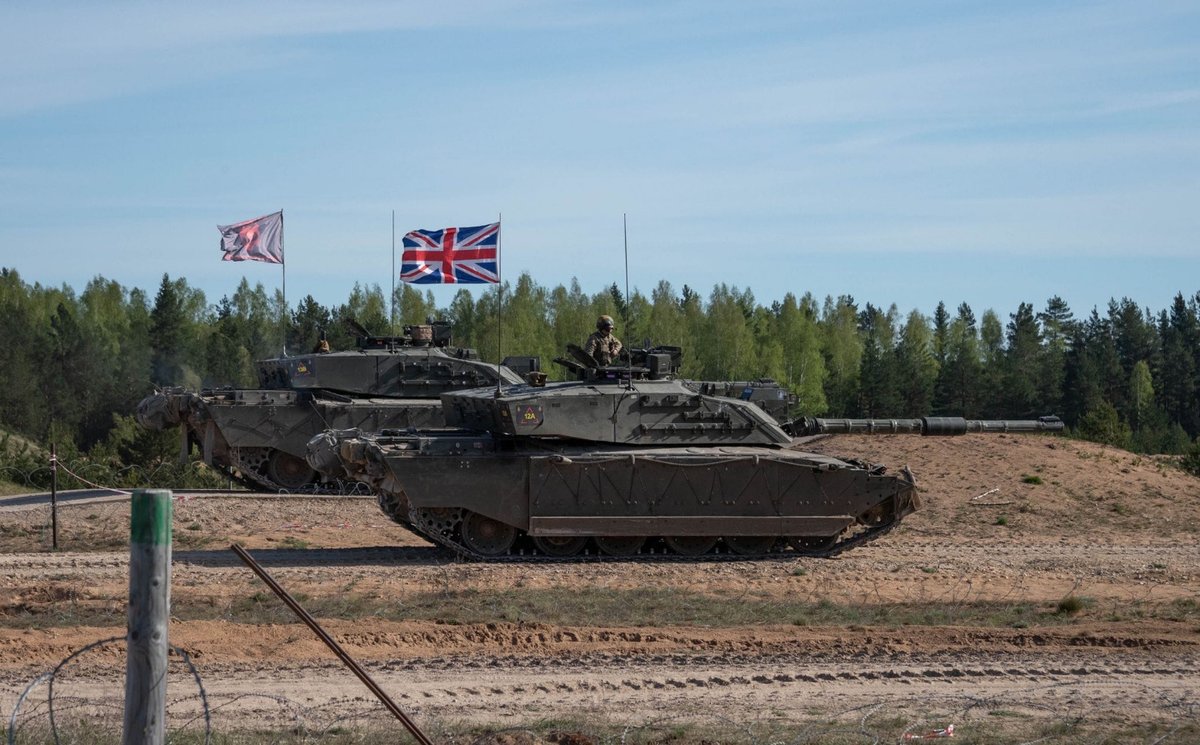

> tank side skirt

[
  {"left": 525, "top": 454, "right": 885, "bottom": 537},
  {"left": 528, "top": 515, "right": 854, "bottom": 537}
]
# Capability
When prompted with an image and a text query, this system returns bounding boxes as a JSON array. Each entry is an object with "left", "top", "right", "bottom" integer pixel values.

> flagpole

[
  {"left": 281, "top": 209, "right": 287, "bottom": 356},
  {"left": 391, "top": 210, "right": 396, "bottom": 337},
  {"left": 495, "top": 213, "right": 502, "bottom": 397}
]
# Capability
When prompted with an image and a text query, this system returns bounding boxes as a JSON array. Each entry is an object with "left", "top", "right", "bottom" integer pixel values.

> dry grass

[
  {"left": 4, "top": 585, "right": 1196, "bottom": 631},
  {"left": 11, "top": 712, "right": 1198, "bottom": 745}
]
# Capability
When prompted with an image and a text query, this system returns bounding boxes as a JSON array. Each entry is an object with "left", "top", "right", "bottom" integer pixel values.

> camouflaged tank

[
  {"left": 306, "top": 346, "right": 1064, "bottom": 559},
  {"left": 137, "top": 322, "right": 528, "bottom": 492}
]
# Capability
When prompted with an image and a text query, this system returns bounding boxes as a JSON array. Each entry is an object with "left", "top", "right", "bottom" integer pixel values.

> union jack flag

[{"left": 400, "top": 222, "right": 500, "bottom": 284}]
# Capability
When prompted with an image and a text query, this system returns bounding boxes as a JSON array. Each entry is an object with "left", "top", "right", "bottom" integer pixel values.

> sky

[{"left": 1, "top": 1, "right": 1197, "bottom": 322}]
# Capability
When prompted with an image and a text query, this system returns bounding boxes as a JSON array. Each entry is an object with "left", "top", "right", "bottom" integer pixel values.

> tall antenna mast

[{"left": 624, "top": 213, "right": 632, "bottom": 386}]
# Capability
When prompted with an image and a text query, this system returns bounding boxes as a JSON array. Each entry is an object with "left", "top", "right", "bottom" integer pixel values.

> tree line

[{"left": 2, "top": 266, "right": 1199, "bottom": 467}]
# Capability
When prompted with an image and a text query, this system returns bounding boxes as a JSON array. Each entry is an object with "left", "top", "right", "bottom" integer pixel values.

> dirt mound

[{"left": 808, "top": 433, "right": 1198, "bottom": 543}]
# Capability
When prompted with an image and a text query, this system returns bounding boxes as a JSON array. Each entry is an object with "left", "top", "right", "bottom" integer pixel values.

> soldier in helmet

[{"left": 584, "top": 314, "right": 623, "bottom": 366}]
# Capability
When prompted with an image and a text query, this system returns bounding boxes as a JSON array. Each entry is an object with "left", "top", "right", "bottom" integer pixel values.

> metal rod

[
  {"left": 230, "top": 544, "right": 434, "bottom": 745},
  {"left": 623, "top": 213, "right": 632, "bottom": 386}
]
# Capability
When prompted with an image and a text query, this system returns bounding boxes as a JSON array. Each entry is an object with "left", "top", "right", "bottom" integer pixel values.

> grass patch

[
  {"left": 0, "top": 478, "right": 29, "bottom": 497},
  {"left": 7, "top": 586, "right": 1198, "bottom": 631},
  {"left": 1021, "top": 474, "right": 1043, "bottom": 484},
  {"left": 1055, "top": 595, "right": 1092, "bottom": 615},
  {"left": 0, "top": 588, "right": 1113, "bottom": 629}
]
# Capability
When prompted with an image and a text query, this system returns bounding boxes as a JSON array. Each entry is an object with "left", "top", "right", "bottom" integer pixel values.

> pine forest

[{"left": 2, "top": 267, "right": 1199, "bottom": 486}]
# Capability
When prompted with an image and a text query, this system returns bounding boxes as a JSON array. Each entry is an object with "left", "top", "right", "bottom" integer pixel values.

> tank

[
  {"left": 136, "top": 321, "right": 528, "bottom": 492},
  {"left": 306, "top": 347, "right": 1064, "bottom": 559}
]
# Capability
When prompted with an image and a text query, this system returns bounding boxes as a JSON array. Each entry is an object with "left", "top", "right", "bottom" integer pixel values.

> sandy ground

[{"left": 1, "top": 434, "right": 1198, "bottom": 741}]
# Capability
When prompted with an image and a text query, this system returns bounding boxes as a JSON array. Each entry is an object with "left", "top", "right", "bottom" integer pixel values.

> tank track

[{"left": 404, "top": 506, "right": 902, "bottom": 563}]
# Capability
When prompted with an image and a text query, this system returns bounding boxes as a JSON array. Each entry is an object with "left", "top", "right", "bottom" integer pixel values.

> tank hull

[
  {"left": 190, "top": 392, "right": 446, "bottom": 491},
  {"left": 136, "top": 335, "right": 525, "bottom": 492},
  {"left": 309, "top": 430, "right": 920, "bottom": 559}
]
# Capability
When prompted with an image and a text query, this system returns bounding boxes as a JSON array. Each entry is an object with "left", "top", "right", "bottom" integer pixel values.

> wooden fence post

[{"left": 123, "top": 489, "right": 172, "bottom": 745}]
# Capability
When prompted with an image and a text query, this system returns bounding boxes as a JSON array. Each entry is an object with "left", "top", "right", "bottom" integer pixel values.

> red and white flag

[{"left": 219, "top": 210, "right": 283, "bottom": 264}]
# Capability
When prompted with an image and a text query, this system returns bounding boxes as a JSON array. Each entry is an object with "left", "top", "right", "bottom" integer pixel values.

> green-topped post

[{"left": 123, "top": 489, "right": 172, "bottom": 745}]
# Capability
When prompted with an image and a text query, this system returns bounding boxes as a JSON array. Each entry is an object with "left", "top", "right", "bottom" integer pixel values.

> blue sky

[{"left": 1, "top": 1, "right": 1196, "bottom": 321}]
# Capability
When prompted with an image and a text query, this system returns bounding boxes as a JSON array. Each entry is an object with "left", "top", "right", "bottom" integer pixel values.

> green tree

[
  {"left": 0, "top": 270, "right": 47, "bottom": 436},
  {"left": 78, "top": 278, "right": 150, "bottom": 445},
  {"left": 698, "top": 284, "right": 758, "bottom": 379},
  {"left": 1077, "top": 400, "right": 1131, "bottom": 448},
  {"left": 776, "top": 293, "right": 827, "bottom": 413},
  {"left": 1128, "top": 360, "right": 1155, "bottom": 432},
  {"left": 1002, "top": 302, "right": 1042, "bottom": 417},
  {"left": 932, "top": 301, "right": 950, "bottom": 367},
  {"left": 821, "top": 295, "right": 862, "bottom": 415},
  {"left": 1157, "top": 294, "right": 1198, "bottom": 436},
  {"left": 978, "top": 310, "right": 1005, "bottom": 413},
  {"left": 934, "top": 303, "right": 983, "bottom": 416},
  {"left": 206, "top": 297, "right": 255, "bottom": 386},
  {"left": 1037, "top": 296, "right": 1075, "bottom": 416},
  {"left": 149, "top": 274, "right": 188, "bottom": 386},
  {"left": 549, "top": 279, "right": 595, "bottom": 362},
  {"left": 394, "top": 285, "right": 438, "bottom": 328},
  {"left": 894, "top": 309, "right": 937, "bottom": 415},
  {"left": 856, "top": 303, "right": 900, "bottom": 417},
  {"left": 288, "top": 295, "right": 332, "bottom": 354},
  {"left": 503, "top": 273, "right": 555, "bottom": 364}
]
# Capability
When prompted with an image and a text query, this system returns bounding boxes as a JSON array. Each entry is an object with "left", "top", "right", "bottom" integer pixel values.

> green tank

[
  {"left": 306, "top": 347, "right": 1063, "bottom": 558},
  {"left": 136, "top": 322, "right": 527, "bottom": 492}
]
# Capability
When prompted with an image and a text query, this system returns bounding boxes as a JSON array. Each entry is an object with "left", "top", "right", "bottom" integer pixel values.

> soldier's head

[{"left": 596, "top": 315, "right": 615, "bottom": 333}]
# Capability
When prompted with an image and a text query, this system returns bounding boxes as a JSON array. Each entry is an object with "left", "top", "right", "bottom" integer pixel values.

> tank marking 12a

[{"left": 517, "top": 404, "right": 544, "bottom": 427}]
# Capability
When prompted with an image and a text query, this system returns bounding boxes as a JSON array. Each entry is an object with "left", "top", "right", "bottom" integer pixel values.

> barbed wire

[
  {"left": 0, "top": 460, "right": 374, "bottom": 497},
  {"left": 0, "top": 458, "right": 217, "bottom": 492},
  {"left": 6, "top": 636, "right": 210, "bottom": 745}
]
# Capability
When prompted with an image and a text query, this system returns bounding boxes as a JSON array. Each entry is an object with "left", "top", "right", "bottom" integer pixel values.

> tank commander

[{"left": 584, "top": 314, "right": 623, "bottom": 366}]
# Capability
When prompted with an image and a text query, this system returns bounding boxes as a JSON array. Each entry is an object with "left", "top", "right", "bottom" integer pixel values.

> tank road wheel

[
  {"left": 266, "top": 451, "right": 316, "bottom": 491},
  {"left": 664, "top": 536, "right": 719, "bottom": 556},
  {"left": 532, "top": 535, "right": 588, "bottom": 557},
  {"left": 460, "top": 512, "right": 518, "bottom": 557},
  {"left": 788, "top": 535, "right": 839, "bottom": 555},
  {"left": 594, "top": 536, "right": 645, "bottom": 557},
  {"left": 724, "top": 536, "right": 778, "bottom": 556}
]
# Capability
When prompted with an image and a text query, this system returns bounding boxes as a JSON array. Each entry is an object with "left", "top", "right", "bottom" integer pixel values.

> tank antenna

[{"left": 623, "top": 213, "right": 632, "bottom": 387}]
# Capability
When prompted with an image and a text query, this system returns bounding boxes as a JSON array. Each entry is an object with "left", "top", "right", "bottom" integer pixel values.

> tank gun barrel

[{"left": 792, "top": 415, "right": 1064, "bottom": 437}]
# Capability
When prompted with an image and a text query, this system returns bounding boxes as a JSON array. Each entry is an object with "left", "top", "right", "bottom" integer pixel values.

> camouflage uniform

[{"left": 584, "top": 329, "right": 623, "bottom": 366}]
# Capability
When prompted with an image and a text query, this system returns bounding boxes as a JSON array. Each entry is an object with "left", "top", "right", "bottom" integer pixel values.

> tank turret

[
  {"left": 306, "top": 346, "right": 1065, "bottom": 560},
  {"left": 136, "top": 322, "right": 528, "bottom": 492}
]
